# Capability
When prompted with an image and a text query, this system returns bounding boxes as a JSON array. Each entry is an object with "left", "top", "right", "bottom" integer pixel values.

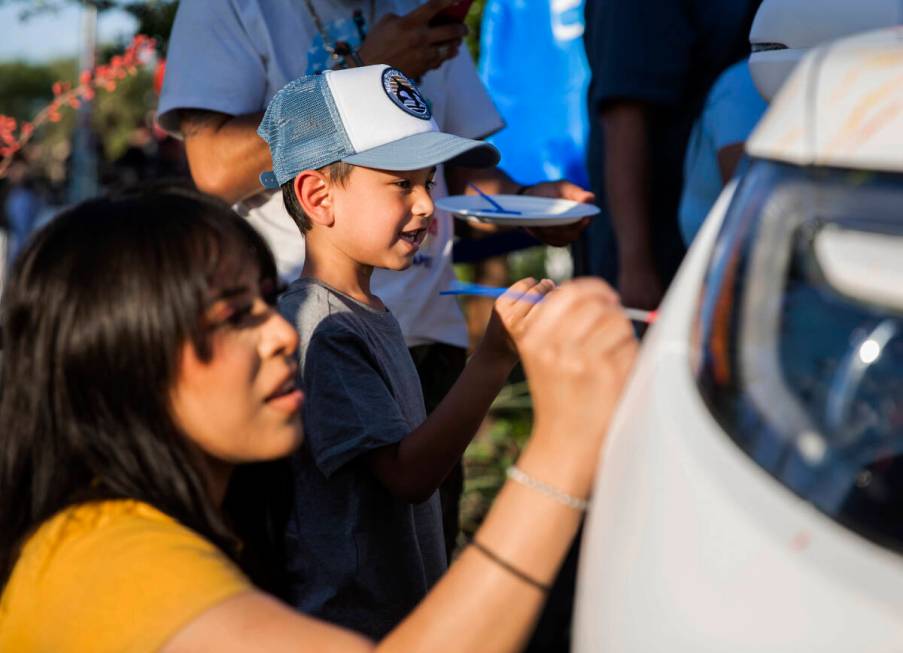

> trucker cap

[{"left": 257, "top": 65, "right": 500, "bottom": 189}]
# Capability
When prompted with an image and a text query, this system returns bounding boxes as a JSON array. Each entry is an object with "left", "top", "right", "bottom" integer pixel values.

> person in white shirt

[{"left": 157, "top": 0, "right": 591, "bottom": 560}]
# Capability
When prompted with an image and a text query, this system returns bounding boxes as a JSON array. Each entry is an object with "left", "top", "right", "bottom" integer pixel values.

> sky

[{"left": 3, "top": 3, "right": 138, "bottom": 62}]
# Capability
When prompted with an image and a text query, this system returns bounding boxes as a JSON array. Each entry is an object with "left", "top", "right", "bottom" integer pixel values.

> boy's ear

[{"left": 294, "top": 170, "right": 333, "bottom": 227}]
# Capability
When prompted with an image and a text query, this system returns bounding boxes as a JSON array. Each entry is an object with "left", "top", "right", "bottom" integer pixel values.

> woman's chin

[
  {"left": 283, "top": 420, "right": 304, "bottom": 455},
  {"left": 254, "top": 420, "right": 304, "bottom": 461}
]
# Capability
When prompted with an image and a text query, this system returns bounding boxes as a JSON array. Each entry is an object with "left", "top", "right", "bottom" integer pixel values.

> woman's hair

[{"left": 0, "top": 186, "right": 279, "bottom": 589}]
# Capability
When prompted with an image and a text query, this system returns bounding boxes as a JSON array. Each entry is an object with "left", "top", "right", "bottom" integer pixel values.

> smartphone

[{"left": 429, "top": 0, "right": 475, "bottom": 26}]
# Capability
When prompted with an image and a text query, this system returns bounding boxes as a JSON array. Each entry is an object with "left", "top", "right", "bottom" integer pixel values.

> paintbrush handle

[
  {"left": 623, "top": 308, "right": 656, "bottom": 324},
  {"left": 441, "top": 284, "right": 657, "bottom": 323},
  {"left": 466, "top": 182, "right": 523, "bottom": 215}
]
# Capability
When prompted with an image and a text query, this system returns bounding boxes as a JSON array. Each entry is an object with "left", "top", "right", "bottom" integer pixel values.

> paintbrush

[{"left": 440, "top": 282, "right": 657, "bottom": 323}]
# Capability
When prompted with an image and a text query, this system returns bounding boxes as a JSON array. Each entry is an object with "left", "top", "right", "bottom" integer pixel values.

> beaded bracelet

[
  {"left": 470, "top": 538, "right": 550, "bottom": 592},
  {"left": 506, "top": 465, "right": 590, "bottom": 512}
]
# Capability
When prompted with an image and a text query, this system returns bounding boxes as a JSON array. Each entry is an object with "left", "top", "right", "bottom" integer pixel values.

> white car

[{"left": 573, "top": 27, "right": 903, "bottom": 652}]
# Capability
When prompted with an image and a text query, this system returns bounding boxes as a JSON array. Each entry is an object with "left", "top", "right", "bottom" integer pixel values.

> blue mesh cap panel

[{"left": 258, "top": 74, "right": 354, "bottom": 187}]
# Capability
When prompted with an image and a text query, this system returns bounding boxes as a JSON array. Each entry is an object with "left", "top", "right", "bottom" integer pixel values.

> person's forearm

[
  {"left": 369, "top": 346, "right": 514, "bottom": 502},
  {"left": 378, "top": 431, "right": 587, "bottom": 653},
  {"left": 182, "top": 111, "right": 271, "bottom": 204},
  {"left": 600, "top": 102, "right": 654, "bottom": 264}
]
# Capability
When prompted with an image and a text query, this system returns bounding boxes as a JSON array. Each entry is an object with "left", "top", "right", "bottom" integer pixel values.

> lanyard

[{"left": 303, "top": 0, "right": 376, "bottom": 67}]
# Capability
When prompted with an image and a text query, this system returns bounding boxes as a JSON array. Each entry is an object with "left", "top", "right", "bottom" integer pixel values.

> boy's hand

[{"left": 478, "top": 277, "right": 556, "bottom": 365}]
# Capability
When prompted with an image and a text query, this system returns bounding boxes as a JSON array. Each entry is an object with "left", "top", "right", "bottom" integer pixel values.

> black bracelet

[
  {"left": 469, "top": 538, "right": 550, "bottom": 592},
  {"left": 514, "top": 184, "right": 533, "bottom": 195}
]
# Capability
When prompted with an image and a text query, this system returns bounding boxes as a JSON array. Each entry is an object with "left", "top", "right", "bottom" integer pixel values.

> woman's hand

[
  {"left": 477, "top": 277, "right": 556, "bottom": 366},
  {"left": 518, "top": 278, "right": 638, "bottom": 483}
]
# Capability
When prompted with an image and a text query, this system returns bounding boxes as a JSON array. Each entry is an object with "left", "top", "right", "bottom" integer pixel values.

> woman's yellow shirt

[{"left": 0, "top": 499, "right": 250, "bottom": 652}]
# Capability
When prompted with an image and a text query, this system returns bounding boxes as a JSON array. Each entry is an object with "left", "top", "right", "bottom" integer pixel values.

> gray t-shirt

[{"left": 278, "top": 277, "right": 446, "bottom": 639}]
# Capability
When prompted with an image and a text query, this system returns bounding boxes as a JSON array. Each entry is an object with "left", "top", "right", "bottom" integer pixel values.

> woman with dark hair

[{"left": 0, "top": 188, "right": 637, "bottom": 652}]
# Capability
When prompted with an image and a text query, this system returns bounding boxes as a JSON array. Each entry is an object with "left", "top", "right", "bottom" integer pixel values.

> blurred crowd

[
  {"left": 0, "top": 123, "right": 188, "bottom": 276},
  {"left": 0, "top": 0, "right": 766, "bottom": 312}
]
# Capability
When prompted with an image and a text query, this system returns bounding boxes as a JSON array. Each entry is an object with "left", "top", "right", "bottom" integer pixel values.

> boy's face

[{"left": 329, "top": 165, "right": 436, "bottom": 271}]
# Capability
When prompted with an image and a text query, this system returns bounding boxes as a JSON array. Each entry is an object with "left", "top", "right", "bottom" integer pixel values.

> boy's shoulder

[
  {"left": 278, "top": 277, "right": 401, "bottom": 344},
  {"left": 279, "top": 277, "right": 342, "bottom": 314},
  {"left": 279, "top": 277, "right": 357, "bottom": 337}
]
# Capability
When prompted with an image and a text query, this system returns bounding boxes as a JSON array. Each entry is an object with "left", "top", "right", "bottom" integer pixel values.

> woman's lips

[{"left": 266, "top": 388, "right": 304, "bottom": 413}]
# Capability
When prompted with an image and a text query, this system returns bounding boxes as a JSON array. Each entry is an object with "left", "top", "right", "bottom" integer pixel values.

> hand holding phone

[
  {"left": 429, "top": 0, "right": 475, "bottom": 26},
  {"left": 358, "top": 0, "right": 469, "bottom": 79}
]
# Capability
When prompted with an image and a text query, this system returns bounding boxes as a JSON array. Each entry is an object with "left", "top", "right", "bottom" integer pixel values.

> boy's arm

[
  {"left": 367, "top": 278, "right": 554, "bottom": 503},
  {"left": 366, "top": 344, "right": 513, "bottom": 504},
  {"left": 300, "top": 321, "right": 510, "bottom": 502}
]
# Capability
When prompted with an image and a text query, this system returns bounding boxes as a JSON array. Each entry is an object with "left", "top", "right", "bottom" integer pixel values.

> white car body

[{"left": 573, "top": 28, "right": 903, "bottom": 652}]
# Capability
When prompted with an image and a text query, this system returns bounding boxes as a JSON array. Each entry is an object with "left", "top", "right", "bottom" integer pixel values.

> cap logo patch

[{"left": 381, "top": 68, "right": 431, "bottom": 120}]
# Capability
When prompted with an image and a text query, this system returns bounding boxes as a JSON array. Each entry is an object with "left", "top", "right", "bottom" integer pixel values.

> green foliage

[
  {"left": 508, "top": 246, "right": 549, "bottom": 281},
  {"left": 460, "top": 385, "right": 534, "bottom": 539},
  {"left": 0, "top": 59, "right": 76, "bottom": 120},
  {"left": 91, "top": 68, "right": 155, "bottom": 160},
  {"left": 0, "top": 55, "right": 155, "bottom": 181},
  {"left": 120, "top": 1, "right": 178, "bottom": 54},
  {"left": 0, "top": 59, "right": 78, "bottom": 179},
  {"left": 464, "top": 0, "right": 485, "bottom": 61}
]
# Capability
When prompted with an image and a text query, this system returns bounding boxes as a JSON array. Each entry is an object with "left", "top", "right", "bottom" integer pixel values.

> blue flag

[{"left": 478, "top": 0, "right": 590, "bottom": 188}]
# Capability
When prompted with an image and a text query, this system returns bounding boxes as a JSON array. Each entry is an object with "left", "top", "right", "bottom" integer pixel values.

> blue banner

[{"left": 478, "top": 0, "right": 590, "bottom": 188}]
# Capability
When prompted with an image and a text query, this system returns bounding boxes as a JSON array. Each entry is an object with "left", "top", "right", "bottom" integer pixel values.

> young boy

[{"left": 258, "top": 65, "right": 552, "bottom": 639}]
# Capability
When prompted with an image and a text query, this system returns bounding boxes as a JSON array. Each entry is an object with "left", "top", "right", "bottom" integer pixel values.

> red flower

[{"left": 0, "top": 34, "right": 159, "bottom": 179}]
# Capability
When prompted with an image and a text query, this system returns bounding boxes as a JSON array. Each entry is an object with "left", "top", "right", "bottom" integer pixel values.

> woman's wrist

[
  {"left": 472, "top": 439, "right": 587, "bottom": 591},
  {"left": 515, "top": 425, "right": 598, "bottom": 501}
]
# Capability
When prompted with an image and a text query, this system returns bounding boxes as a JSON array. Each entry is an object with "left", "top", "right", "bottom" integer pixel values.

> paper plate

[{"left": 436, "top": 194, "right": 600, "bottom": 227}]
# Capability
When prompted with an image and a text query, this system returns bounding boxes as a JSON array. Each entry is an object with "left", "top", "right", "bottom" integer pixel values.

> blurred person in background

[
  {"left": 3, "top": 156, "right": 43, "bottom": 270},
  {"left": 580, "top": 0, "right": 761, "bottom": 308},
  {"left": 678, "top": 0, "right": 903, "bottom": 246},
  {"left": 677, "top": 59, "right": 766, "bottom": 245}
]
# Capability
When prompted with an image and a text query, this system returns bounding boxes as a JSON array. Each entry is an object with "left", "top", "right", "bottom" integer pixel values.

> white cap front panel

[{"left": 324, "top": 65, "right": 439, "bottom": 156}]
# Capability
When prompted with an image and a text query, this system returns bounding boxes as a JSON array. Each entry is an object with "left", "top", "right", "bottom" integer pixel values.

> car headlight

[{"left": 693, "top": 159, "right": 903, "bottom": 554}]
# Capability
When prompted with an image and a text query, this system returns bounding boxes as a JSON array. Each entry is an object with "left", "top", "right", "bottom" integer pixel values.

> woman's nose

[{"left": 261, "top": 309, "right": 298, "bottom": 359}]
